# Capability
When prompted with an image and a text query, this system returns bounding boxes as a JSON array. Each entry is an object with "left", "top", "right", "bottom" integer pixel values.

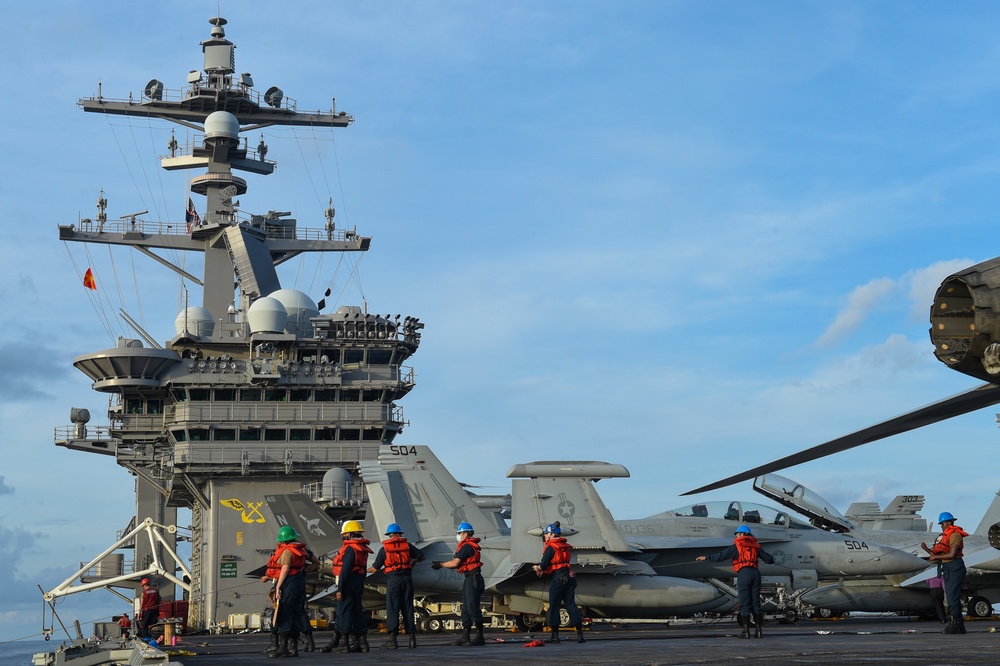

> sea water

[{"left": 0, "top": 640, "right": 50, "bottom": 666}]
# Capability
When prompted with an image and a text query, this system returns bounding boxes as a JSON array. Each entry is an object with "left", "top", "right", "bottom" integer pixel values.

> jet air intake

[{"left": 931, "top": 257, "right": 1000, "bottom": 382}]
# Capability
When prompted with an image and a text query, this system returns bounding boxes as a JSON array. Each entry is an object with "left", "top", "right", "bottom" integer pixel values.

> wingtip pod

[{"left": 506, "top": 462, "right": 630, "bottom": 479}]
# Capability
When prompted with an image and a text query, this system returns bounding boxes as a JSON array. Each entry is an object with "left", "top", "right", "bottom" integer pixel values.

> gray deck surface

[{"left": 134, "top": 616, "right": 1000, "bottom": 665}]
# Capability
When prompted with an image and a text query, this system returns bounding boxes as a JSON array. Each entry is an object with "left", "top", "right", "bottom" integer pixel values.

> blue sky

[{"left": 3, "top": 0, "right": 1000, "bottom": 644}]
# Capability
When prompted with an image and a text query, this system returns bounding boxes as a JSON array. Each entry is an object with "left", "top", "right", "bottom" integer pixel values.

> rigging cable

[{"left": 63, "top": 243, "right": 117, "bottom": 343}]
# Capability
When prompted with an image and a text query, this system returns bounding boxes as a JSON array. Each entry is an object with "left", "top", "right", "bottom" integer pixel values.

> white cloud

[{"left": 815, "top": 278, "right": 897, "bottom": 348}]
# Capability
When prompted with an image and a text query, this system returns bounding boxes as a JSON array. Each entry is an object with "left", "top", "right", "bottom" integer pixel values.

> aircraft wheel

[
  {"left": 815, "top": 607, "right": 837, "bottom": 619},
  {"left": 515, "top": 613, "right": 544, "bottom": 632},
  {"left": 559, "top": 609, "right": 573, "bottom": 627},
  {"left": 426, "top": 617, "right": 445, "bottom": 633},
  {"left": 968, "top": 596, "right": 994, "bottom": 618},
  {"left": 413, "top": 607, "right": 429, "bottom": 629},
  {"left": 780, "top": 606, "right": 798, "bottom": 624}
]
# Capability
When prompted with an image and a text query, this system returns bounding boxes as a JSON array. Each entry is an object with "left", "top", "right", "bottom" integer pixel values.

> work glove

[{"left": 431, "top": 561, "right": 443, "bottom": 570}]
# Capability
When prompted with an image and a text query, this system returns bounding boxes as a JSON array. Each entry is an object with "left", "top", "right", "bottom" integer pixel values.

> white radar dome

[
  {"left": 204, "top": 111, "right": 240, "bottom": 139},
  {"left": 270, "top": 289, "right": 319, "bottom": 336},
  {"left": 246, "top": 296, "right": 288, "bottom": 334},
  {"left": 175, "top": 306, "right": 215, "bottom": 338}
]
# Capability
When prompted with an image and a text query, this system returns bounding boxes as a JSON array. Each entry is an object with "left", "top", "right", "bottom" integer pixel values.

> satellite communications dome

[
  {"left": 246, "top": 296, "right": 288, "bottom": 334},
  {"left": 175, "top": 306, "right": 215, "bottom": 337},
  {"left": 269, "top": 289, "right": 319, "bottom": 336},
  {"left": 204, "top": 111, "right": 240, "bottom": 139}
]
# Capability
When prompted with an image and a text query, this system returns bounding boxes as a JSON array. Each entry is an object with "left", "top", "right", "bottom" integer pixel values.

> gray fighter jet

[
  {"left": 357, "top": 445, "right": 926, "bottom": 621},
  {"left": 685, "top": 260, "right": 1000, "bottom": 495},
  {"left": 752, "top": 473, "right": 1000, "bottom": 617}
]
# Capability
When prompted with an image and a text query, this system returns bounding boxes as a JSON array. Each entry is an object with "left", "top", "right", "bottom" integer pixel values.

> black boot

[
  {"left": 268, "top": 635, "right": 289, "bottom": 658},
  {"left": 737, "top": 614, "right": 750, "bottom": 639},
  {"left": 337, "top": 632, "right": 358, "bottom": 653},
  {"left": 320, "top": 629, "right": 342, "bottom": 652},
  {"left": 263, "top": 632, "right": 279, "bottom": 654},
  {"left": 450, "top": 627, "right": 472, "bottom": 646},
  {"left": 381, "top": 632, "right": 398, "bottom": 649},
  {"left": 545, "top": 628, "right": 560, "bottom": 644},
  {"left": 575, "top": 623, "right": 586, "bottom": 643},
  {"left": 358, "top": 633, "right": 370, "bottom": 652},
  {"left": 408, "top": 632, "right": 417, "bottom": 648},
  {"left": 303, "top": 632, "right": 314, "bottom": 652},
  {"left": 754, "top": 613, "right": 764, "bottom": 639},
  {"left": 470, "top": 621, "right": 486, "bottom": 646},
  {"left": 287, "top": 635, "right": 299, "bottom": 657}
]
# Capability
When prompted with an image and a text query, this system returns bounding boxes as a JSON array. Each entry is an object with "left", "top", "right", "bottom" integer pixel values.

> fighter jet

[
  {"left": 685, "top": 259, "right": 1000, "bottom": 495},
  {"left": 359, "top": 445, "right": 926, "bottom": 622},
  {"left": 360, "top": 445, "right": 730, "bottom": 620},
  {"left": 752, "top": 473, "right": 1000, "bottom": 617}
]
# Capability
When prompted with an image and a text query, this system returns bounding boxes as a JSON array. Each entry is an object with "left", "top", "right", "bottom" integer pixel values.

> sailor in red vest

[
  {"left": 432, "top": 521, "right": 486, "bottom": 646},
  {"left": 531, "top": 521, "right": 585, "bottom": 644},
  {"left": 137, "top": 578, "right": 161, "bottom": 639},
  {"left": 118, "top": 612, "right": 132, "bottom": 640},
  {"left": 261, "top": 525, "right": 310, "bottom": 657},
  {"left": 332, "top": 520, "right": 374, "bottom": 653},
  {"left": 368, "top": 522, "right": 425, "bottom": 649},
  {"left": 923, "top": 511, "right": 969, "bottom": 634},
  {"left": 697, "top": 525, "right": 774, "bottom": 638}
]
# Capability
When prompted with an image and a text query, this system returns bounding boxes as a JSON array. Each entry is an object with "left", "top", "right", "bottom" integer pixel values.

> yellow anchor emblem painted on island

[{"left": 221, "top": 498, "right": 267, "bottom": 523}]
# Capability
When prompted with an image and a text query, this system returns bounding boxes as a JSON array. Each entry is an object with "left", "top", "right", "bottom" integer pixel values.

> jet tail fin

[
  {"left": 506, "top": 461, "right": 631, "bottom": 566},
  {"left": 973, "top": 490, "right": 1000, "bottom": 536},
  {"left": 263, "top": 493, "right": 344, "bottom": 557},
  {"left": 360, "top": 445, "right": 503, "bottom": 545}
]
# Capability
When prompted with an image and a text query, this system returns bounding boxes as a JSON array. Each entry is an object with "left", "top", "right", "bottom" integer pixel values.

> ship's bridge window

[
  {"left": 189, "top": 388, "right": 210, "bottom": 401},
  {"left": 213, "top": 428, "right": 236, "bottom": 441},
  {"left": 368, "top": 349, "right": 392, "bottom": 365},
  {"left": 315, "top": 427, "right": 335, "bottom": 441},
  {"left": 289, "top": 389, "right": 311, "bottom": 402},
  {"left": 290, "top": 429, "right": 310, "bottom": 441},
  {"left": 239, "top": 427, "right": 261, "bottom": 442},
  {"left": 240, "top": 388, "right": 262, "bottom": 402},
  {"left": 362, "top": 390, "right": 381, "bottom": 402},
  {"left": 126, "top": 399, "right": 143, "bottom": 414},
  {"left": 171, "top": 389, "right": 188, "bottom": 402},
  {"left": 341, "top": 389, "right": 360, "bottom": 402},
  {"left": 315, "top": 389, "right": 337, "bottom": 402},
  {"left": 146, "top": 399, "right": 163, "bottom": 414},
  {"left": 189, "top": 428, "right": 209, "bottom": 441},
  {"left": 340, "top": 428, "right": 360, "bottom": 441},
  {"left": 362, "top": 428, "right": 381, "bottom": 441},
  {"left": 320, "top": 349, "right": 341, "bottom": 363},
  {"left": 214, "top": 388, "right": 236, "bottom": 401},
  {"left": 172, "top": 429, "right": 187, "bottom": 442},
  {"left": 265, "top": 389, "right": 287, "bottom": 402},
  {"left": 264, "top": 428, "right": 286, "bottom": 441},
  {"left": 344, "top": 349, "right": 364, "bottom": 364}
]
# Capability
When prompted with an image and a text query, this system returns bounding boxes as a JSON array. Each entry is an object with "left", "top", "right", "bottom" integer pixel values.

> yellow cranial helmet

[{"left": 341, "top": 520, "right": 364, "bottom": 535}]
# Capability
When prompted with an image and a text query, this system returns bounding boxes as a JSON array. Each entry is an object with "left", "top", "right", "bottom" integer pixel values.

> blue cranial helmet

[
  {"left": 544, "top": 522, "right": 562, "bottom": 535},
  {"left": 938, "top": 511, "right": 956, "bottom": 524},
  {"left": 456, "top": 522, "right": 474, "bottom": 534},
  {"left": 734, "top": 525, "right": 753, "bottom": 536},
  {"left": 385, "top": 523, "right": 404, "bottom": 535}
]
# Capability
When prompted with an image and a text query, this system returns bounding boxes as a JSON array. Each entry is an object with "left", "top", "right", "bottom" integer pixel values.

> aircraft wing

[{"left": 683, "top": 383, "right": 1000, "bottom": 495}]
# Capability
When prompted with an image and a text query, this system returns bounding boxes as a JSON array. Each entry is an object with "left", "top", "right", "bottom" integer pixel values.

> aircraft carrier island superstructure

[{"left": 52, "top": 16, "right": 421, "bottom": 631}]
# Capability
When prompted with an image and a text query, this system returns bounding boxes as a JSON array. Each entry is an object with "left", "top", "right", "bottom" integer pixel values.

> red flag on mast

[{"left": 83, "top": 268, "right": 97, "bottom": 290}]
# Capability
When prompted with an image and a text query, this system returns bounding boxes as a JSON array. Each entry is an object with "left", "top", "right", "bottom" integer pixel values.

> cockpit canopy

[
  {"left": 654, "top": 500, "right": 807, "bottom": 528},
  {"left": 753, "top": 474, "right": 853, "bottom": 532}
]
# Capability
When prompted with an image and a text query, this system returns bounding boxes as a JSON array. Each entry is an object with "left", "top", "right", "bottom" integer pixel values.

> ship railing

[
  {"left": 73, "top": 215, "right": 359, "bottom": 242},
  {"left": 173, "top": 443, "right": 383, "bottom": 467},
  {"left": 298, "top": 480, "right": 367, "bottom": 505},
  {"left": 161, "top": 134, "right": 276, "bottom": 166},
  {"left": 81, "top": 85, "right": 299, "bottom": 112},
  {"left": 53, "top": 424, "right": 112, "bottom": 442},
  {"left": 169, "top": 402, "right": 398, "bottom": 423}
]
